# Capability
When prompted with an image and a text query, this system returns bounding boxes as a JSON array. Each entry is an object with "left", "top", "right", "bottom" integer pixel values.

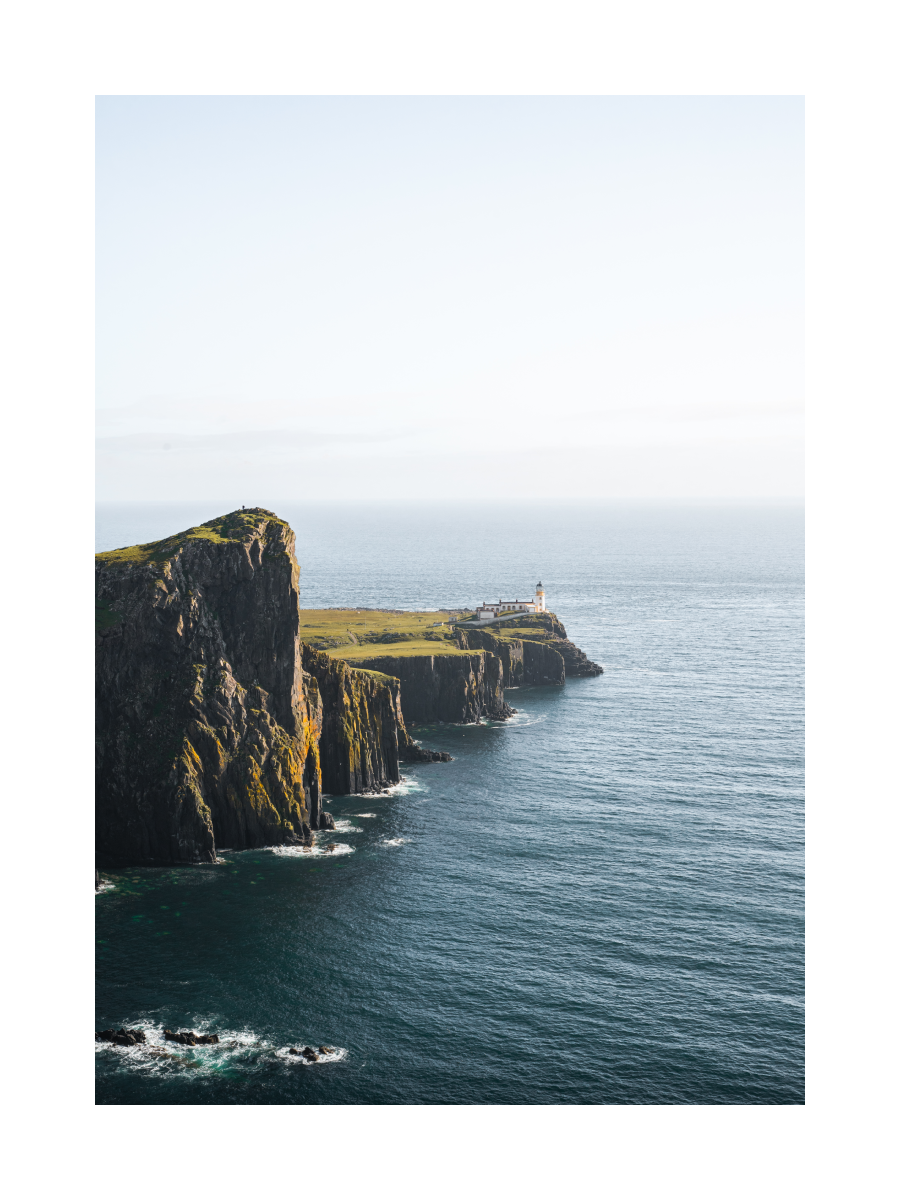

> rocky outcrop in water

[
  {"left": 96, "top": 1028, "right": 147, "bottom": 1046},
  {"left": 95, "top": 509, "right": 445, "bottom": 866},
  {"left": 164, "top": 1030, "right": 219, "bottom": 1046}
]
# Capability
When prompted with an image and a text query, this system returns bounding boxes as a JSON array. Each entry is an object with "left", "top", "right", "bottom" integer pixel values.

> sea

[{"left": 95, "top": 501, "right": 804, "bottom": 1105}]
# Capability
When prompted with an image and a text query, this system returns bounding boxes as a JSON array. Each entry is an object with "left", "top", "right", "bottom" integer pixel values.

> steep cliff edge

[
  {"left": 300, "top": 648, "right": 449, "bottom": 794},
  {"left": 316, "top": 608, "right": 601, "bottom": 723},
  {"left": 345, "top": 650, "right": 513, "bottom": 724},
  {"left": 95, "top": 510, "right": 442, "bottom": 866},
  {"left": 457, "top": 628, "right": 564, "bottom": 686},
  {"left": 456, "top": 613, "right": 602, "bottom": 685}
]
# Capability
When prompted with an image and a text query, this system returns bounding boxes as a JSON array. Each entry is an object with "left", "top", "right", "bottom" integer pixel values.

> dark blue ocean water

[{"left": 95, "top": 502, "right": 804, "bottom": 1104}]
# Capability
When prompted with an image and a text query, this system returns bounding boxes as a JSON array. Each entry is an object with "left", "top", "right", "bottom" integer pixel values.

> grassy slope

[
  {"left": 334, "top": 640, "right": 473, "bottom": 660},
  {"left": 301, "top": 608, "right": 474, "bottom": 659},
  {"left": 301, "top": 608, "right": 560, "bottom": 664},
  {"left": 95, "top": 508, "right": 289, "bottom": 567}
]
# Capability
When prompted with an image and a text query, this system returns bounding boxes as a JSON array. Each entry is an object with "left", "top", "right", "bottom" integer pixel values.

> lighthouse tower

[{"left": 535, "top": 581, "right": 546, "bottom": 612}]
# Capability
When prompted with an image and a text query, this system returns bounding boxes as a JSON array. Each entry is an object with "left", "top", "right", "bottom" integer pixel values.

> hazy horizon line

[{"left": 96, "top": 496, "right": 805, "bottom": 508}]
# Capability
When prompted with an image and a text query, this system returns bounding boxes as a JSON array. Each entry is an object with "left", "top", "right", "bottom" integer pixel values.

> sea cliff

[
  {"left": 95, "top": 509, "right": 443, "bottom": 866},
  {"left": 332, "top": 613, "right": 601, "bottom": 723},
  {"left": 344, "top": 649, "right": 513, "bottom": 724}
]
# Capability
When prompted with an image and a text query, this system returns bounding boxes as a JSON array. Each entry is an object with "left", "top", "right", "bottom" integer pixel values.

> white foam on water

[
  {"left": 332, "top": 820, "right": 362, "bottom": 833},
  {"left": 504, "top": 710, "right": 545, "bottom": 729},
  {"left": 353, "top": 813, "right": 377, "bottom": 818},
  {"left": 385, "top": 778, "right": 426, "bottom": 796},
  {"left": 95, "top": 882, "right": 116, "bottom": 894},
  {"left": 268, "top": 843, "right": 355, "bottom": 858},
  {"left": 95, "top": 1019, "right": 347, "bottom": 1075},
  {"left": 380, "top": 838, "right": 407, "bottom": 847},
  {"left": 274, "top": 1045, "right": 348, "bottom": 1066},
  {"left": 94, "top": 1019, "right": 273, "bottom": 1075}
]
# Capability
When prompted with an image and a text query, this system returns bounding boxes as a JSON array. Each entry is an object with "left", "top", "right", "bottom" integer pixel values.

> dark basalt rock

[
  {"left": 555, "top": 638, "right": 603, "bottom": 678},
  {"left": 163, "top": 1029, "right": 219, "bottom": 1046},
  {"left": 288, "top": 1044, "right": 331, "bottom": 1060},
  {"left": 302, "top": 646, "right": 439, "bottom": 798},
  {"left": 348, "top": 651, "right": 513, "bottom": 725},
  {"left": 96, "top": 1028, "right": 146, "bottom": 1046},
  {"left": 457, "top": 615, "right": 602, "bottom": 683},
  {"left": 401, "top": 742, "right": 452, "bottom": 764},
  {"left": 319, "top": 811, "right": 336, "bottom": 830},
  {"left": 324, "top": 843, "right": 337, "bottom": 854}
]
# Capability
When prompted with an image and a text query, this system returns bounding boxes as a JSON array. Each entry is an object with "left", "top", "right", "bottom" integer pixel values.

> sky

[{"left": 96, "top": 96, "right": 803, "bottom": 503}]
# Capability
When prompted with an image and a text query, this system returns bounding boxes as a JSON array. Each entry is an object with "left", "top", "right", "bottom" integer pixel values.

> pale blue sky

[{"left": 96, "top": 96, "right": 803, "bottom": 501}]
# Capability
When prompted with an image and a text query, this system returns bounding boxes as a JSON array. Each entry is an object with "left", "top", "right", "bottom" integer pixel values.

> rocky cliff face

[
  {"left": 95, "top": 510, "right": 442, "bottom": 866},
  {"left": 300, "top": 648, "right": 449, "bottom": 795},
  {"left": 346, "top": 651, "right": 513, "bottom": 725},
  {"left": 457, "top": 615, "right": 601, "bottom": 684},
  {"left": 457, "top": 628, "right": 566, "bottom": 686},
  {"left": 544, "top": 618, "right": 604, "bottom": 679},
  {"left": 456, "top": 629, "right": 526, "bottom": 686}
]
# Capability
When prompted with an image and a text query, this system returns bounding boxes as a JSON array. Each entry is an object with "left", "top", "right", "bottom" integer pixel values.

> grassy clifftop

[
  {"left": 303, "top": 607, "right": 571, "bottom": 664},
  {"left": 301, "top": 608, "right": 475, "bottom": 659},
  {"left": 95, "top": 508, "right": 291, "bottom": 568}
]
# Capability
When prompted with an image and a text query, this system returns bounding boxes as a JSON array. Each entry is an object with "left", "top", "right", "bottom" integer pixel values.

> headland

[{"left": 95, "top": 508, "right": 601, "bottom": 867}]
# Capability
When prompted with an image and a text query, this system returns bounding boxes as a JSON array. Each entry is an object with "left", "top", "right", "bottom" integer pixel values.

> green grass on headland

[
  {"left": 301, "top": 607, "right": 561, "bottom": 662},
  {"left": 95, "top": 508, "right": 289, "bottom": 567},
  {"left": 335, "top": 639, "right": 473, "bottom": 660},
  {"left": 300, "top": 608, "right": 473, "bottom": 658}
]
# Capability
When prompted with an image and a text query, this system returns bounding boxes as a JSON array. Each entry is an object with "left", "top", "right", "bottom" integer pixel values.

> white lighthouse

[{"left": 473, "top": 581, "right": 547, "bottom": 621}]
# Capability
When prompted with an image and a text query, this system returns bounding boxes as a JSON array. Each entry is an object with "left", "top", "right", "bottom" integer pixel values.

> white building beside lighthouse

[{"left": 475, "top": 582, "right": 547, "bottom": 621}]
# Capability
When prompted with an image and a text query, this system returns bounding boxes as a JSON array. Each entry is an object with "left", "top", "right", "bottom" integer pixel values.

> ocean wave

[
  {"left": 268, "top": 842, "right": 354, "bottom": 858},
  {"left": 503, "top": 710, "right": 545, "bottom": 729},
  {"left": 95, "top": 882, "right": 116, "bottom": 895},
  {"left": 380, "top": 838, "right": 407, "bottom": 847},
  {"left": 384, "top": 779, "right": 426, "bottom": 796},
  {"left": 332, "top": 820, "right": 362, "bottom": 833}
]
